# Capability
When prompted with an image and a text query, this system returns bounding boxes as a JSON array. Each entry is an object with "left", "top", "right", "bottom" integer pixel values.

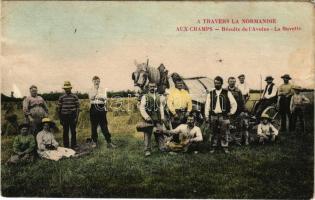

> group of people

[
  {"left": 138, "top": 73, "right": 311, "bottom": 156},
  {"left": 6, "top": 72, "right": 311, "bottom": 163},
  {"left": 7, "top": 76, "right": 116, "bottom": 164}
]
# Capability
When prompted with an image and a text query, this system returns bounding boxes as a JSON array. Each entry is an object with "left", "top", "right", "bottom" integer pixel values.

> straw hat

[
  {"left": 41, "top": 118, "right": 56, "bottom": 127},
  {"left": 292, "top": 85, "right": 302, "bottom": 90},
  {"left": 261, "top": 113, "right": 271, "bottom": 120},
  {"left": 62, "top": 81, "right": 72, "bottom": 89}
]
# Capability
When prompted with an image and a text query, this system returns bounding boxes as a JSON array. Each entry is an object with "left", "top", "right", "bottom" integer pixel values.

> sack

[{"left": 136, "top": 121, "right": 154, "bottom": 132}]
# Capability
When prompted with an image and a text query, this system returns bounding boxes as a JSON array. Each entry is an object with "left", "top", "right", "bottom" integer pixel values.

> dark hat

[
  {"left": 18, "top": 122, "right": 30, "bottom": 130},
  {"left": 265, "top": 76, "right": 274, "bottom": 81},
  {"left": 238, "top": 74, "right": 245, "bottom": 78},
  {"left": 92, "top": 76, "right": 100, "bottom": 81},
  {"left": 281, "top": 74, "right": 292, "bottom": 80}
]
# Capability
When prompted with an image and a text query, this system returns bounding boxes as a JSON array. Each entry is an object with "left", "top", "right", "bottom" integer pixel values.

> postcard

[{"left": 1, "top": 1, "right": 314, "bottom": 198}]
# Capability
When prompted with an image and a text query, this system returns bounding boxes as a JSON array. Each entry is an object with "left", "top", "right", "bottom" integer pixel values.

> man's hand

[
  {"left": 28, "top": 116, "right": 34, "bottom": 122},
  {"left": 145, "top": 117, "right": 152, "bottom": 122},
  {"left": 185, "top": 112, "right": 190, "bottom": 117}
]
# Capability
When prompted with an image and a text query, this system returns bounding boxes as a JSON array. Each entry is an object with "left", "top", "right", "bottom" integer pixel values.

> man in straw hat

[
  {"left": 255, "top": 76, "right": 278, "bottom": 117},
  {"left": 6, "top": 122, "right": 36, "bottom": 164},
  {"left": 139, "top": 82, "right": 166, "bottom": 156},
  {"left": 277, "top": 74, "right": 294, "bottom": 132},
  {"left": 257, "top": 114, "right": 279, "bottom": 144},
  {"left": 290, "top": 85, "right": 310, "bottom": 133},
  {"left": 88, "top": 76, "right": 116, "bottom": 149},
  {"left": 58, "top": 81, "right": 80, "bottom": 149},
  {"left": 36, "top": 118, "right": 75, "bottom": 161},
  {"left": 23, "top": 85, "right": 49, "bottom": 135}
]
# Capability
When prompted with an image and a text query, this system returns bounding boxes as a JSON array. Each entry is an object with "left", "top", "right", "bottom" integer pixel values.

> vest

[
  {"left": 145, "top": 94, "right": 161, "bottom": 121},
  {"left": 263, "top": 83, "right": 275, "bottom": 97},
  {"left": 209, "top": 89, "right": 231, "bottom": 115}
]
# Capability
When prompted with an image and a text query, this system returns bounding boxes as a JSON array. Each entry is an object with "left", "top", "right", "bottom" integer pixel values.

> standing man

[
  {"left": 277, "top": 74, "right": 294, "bottom": 132},
  {"left": 227, "top": 77, "right": 245, "bottom": 115},
  {"left": 88, "top": 76, "right": 116, "bottom": 148},
  {"left": 255, "top": 76, "right": 278, "bottom": 117},
  {"left": 58, "top": 81, "right": 80, "bottom": 149},
  {"left": 139, "top": 82, "right": 166, "bottom": 156},
  {"left": 290, "top": 85, "right": 310, "bottom": 133},
  {"left": 167, "top": 80, "right": 192, "bottom": 129},
  {"left": 227, "top": 77, "right": 246, "bottom": 145},
  {"left": 205, "top": 76, "right": 237, "bottom": 154},
  {"left": 23, "top": 85, "right": 49, "bottom": 135},
  {"left": 237, "top": 74, "right": 250, "bottom": 103}
]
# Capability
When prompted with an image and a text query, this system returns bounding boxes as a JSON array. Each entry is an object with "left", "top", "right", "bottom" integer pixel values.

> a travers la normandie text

[{"left": 176, "top": 18, "right": 301, "bottom": 32}]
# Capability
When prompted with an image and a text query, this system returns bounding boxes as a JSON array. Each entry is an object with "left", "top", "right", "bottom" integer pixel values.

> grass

[{"left": 1, "top": 95, "right": 314, "bottom": 198}]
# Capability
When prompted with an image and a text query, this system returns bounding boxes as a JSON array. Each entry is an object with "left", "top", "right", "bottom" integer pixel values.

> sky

[{"left": 1, "top": 1, "right": 314, "bottom": 97}]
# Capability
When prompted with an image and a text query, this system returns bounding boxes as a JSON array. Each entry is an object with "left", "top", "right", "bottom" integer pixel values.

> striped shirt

[{"left": 58, "top": 93, "right": 79, "bottom": 115}]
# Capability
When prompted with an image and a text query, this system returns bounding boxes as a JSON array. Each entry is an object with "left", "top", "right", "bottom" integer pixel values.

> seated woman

[
  {"left": 36, "top": 118, "right": 75, "bottom": 161},
  {"left": 6, "top": 122, "right": 36, "bottom": 165},
  {"left": 257, "top": 114, "right": 279, "bottom": 144}
]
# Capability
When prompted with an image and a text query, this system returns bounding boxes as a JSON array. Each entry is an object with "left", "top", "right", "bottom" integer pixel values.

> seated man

[
  {"left": 6, "top": 122, "right": 36, "bottom": 164},
  {"left": 36, "top": 118, "right": 75, "bottom": 161},
  {"left": 255, "top": 76, "right": 278, "bottom": 118},
  {"left": 159, "top": 114, "right": 203, "bottom": 153},
  {"left": 257, "top": 114, "right": 279, "bottom": 144}
]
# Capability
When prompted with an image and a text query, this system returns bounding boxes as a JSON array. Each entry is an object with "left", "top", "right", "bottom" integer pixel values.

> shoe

[
  {"left": 107, "top": 143, "right": 117, "bottom": 149},
  {"left": 209, "top": 149, "right": 215, "bottom": 154},
  {"left": 224, "top": 149, "right": 230, "bottom": 154},
  {"left": 71, "top": 145, "right": 79, "bottom": 150},
  {"left": 91, "top": 142, "right": 97, "bottom": 148},
  {"left": 145, "top": 151, "right": 151, "bottom": 157},
  {"left": 245, "top": 141, "right": 249, "bottom": 146},
  {"left": 194, "top": 151, "right": 199, "bottom": 154}
]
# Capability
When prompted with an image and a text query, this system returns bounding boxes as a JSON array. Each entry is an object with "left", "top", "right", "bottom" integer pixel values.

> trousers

[
  {"left": 209, "top": 115, "right": 230, "bottom": 148},
  {"left": 90, "top": 104, "right": 111, "bottom": 143},
  {"left": 60, "top": 113, "right": 77, "bottom": 148},
  {"left": 144, "top": 123, "right": 165, "bottom": 152}
]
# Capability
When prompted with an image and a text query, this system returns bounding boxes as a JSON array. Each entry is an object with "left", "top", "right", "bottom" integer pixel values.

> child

[
  {"left": 257, "top": 114, "right": 279, "bottom": 144},
  {"left": 290, "top": 85, "right": 310, "bottom": 133}
]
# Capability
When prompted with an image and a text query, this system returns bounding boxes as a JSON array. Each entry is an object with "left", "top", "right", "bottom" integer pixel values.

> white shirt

[
  {"left": 139, "top": 93, "right": 165, "bottom": 121},
  {"left": 257, "top": 123, "right": 279, "bottom": 137},
  {"left": 204, "top": 89, "right": 237, "bottom": 119},
  {"left": 171, "top": 124, "right": 203, "bottom": 142},
  {"left": 237, "top": 82, "right": 250, "bottom": 96},
  {"left": 88, "top": 87, "right": 107, "bottom": 105},
  {"left": 36, "top": 130, "right": 59, "bottom": 152},
  {"left": 262, "top": 84, "right": 278, "bottom": 99}
]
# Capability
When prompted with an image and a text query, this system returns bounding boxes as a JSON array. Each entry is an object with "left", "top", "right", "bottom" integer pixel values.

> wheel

[{"left": 262, "top": 106, "right": 281, "bottom": 130}]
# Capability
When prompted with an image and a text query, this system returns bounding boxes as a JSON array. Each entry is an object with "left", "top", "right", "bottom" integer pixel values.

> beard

[{"left": 215, "top": 85, "right": 221, "bottom": 90}]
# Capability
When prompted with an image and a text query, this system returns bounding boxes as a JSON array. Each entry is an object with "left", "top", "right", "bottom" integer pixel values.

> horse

[{"left": 131, "top": 61, "right": 169, "bottom": 95}]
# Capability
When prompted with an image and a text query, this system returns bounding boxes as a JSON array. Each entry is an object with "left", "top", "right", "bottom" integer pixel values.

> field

[{"left": 1, "top": 93, "right": 314, "bottom": 198}]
